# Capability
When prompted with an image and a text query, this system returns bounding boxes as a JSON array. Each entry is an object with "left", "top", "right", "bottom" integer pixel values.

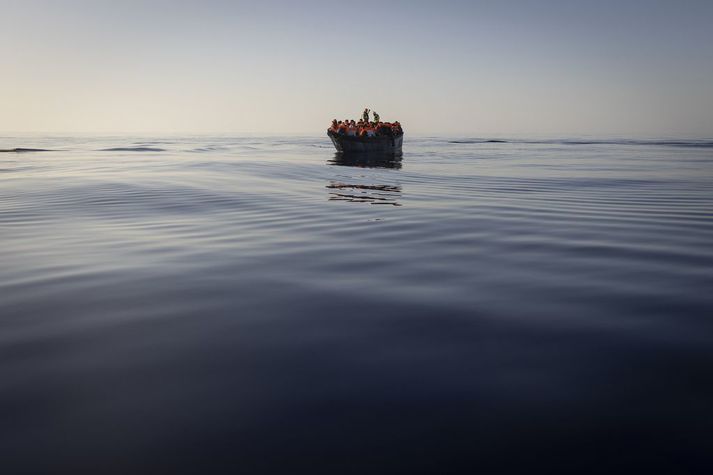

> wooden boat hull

[{"left": 328, "top": 130, "right": 403, "bottom": 154}]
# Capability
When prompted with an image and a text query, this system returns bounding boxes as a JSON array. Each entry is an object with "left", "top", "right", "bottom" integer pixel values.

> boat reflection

[
  {"left": 326, "top": 153, "right": 403, "bottom": 206},
  {"left": 328, "top": 152, "right": 402, "bottom": 170},
  {"left": 326, "top": 182, "right": 402, "bottom": 206}
]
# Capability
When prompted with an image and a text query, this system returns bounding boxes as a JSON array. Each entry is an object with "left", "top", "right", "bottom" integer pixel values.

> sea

[{"left": 1, "top": 135, "right": 712, "bottom": 473}]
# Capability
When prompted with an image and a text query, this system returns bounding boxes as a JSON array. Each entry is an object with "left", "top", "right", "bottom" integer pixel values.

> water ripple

[
  {"left": 99, "top": 146, "right": 166, "bottom": 152},
  {"left": 1, "top": 135, "right": 713, "bottom": 473}
]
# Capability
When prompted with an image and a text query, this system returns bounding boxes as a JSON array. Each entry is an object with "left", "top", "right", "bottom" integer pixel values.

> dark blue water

[{"left": 2, "top": 136, "right": 713, "bottom": 473}]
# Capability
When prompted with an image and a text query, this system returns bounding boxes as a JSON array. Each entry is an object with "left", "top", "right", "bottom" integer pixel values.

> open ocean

[{"left": 2, "top": 135, "right": 713, "bottom": 473}]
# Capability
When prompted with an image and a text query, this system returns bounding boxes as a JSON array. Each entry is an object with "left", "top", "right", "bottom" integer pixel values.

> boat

[
  {"left": 328, "top": 130, "right": 403, "bottom": 155},
  {"left": 327, "top": 109, "right": 404, "bottom": 155},
  {"left": 328, "top": 131, "right": 403, "bottom": 154}
]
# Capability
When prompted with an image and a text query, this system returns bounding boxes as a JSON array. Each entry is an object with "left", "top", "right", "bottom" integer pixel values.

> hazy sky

[{"left": 2, "top": 0, "right": 712, "bottom": 136}]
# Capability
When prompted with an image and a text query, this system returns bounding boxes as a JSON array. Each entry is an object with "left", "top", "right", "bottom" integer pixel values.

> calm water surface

[{"left": 2, "top": 136, "right": 713, "bottom": 473}]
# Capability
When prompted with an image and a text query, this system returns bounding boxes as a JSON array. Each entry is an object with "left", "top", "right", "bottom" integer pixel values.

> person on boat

[
  {"left": 330, "top": 119, "right": 338, "bottom": 133},
  {"left": 365, "top": 122, "right": 376, "bottom": 137},
  {"left": 359, "top": 121, "right": 368, "bottom": 137},
  {"left": 362, "top": 108, "right": 370, "bottom": 123},
  {"left": 373, "top": 111, "right": 380, "bottom": 123},
  {"left": 376, "top": 122, "right": 391, "bottom": 136}
]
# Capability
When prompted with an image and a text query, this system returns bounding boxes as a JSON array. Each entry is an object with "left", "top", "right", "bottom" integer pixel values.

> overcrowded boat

[{"left": 327, "top": 108, "right": 403, "bottom": 154}]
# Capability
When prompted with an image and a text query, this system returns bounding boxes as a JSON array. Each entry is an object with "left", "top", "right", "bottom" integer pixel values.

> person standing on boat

[
  {"left": 362, "top": 108, "right": 370, "bottom": 123},
  {"left": 373, "top": 111, "right": 380, "bottom": 124}
]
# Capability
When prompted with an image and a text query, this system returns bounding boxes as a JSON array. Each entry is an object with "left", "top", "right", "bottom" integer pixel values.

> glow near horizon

[{"left": 1, "top": 0, "right": 712, "bottom": 136}]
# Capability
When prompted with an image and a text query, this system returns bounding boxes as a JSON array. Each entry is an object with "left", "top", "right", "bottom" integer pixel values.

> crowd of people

[{"left": 329, "top": 108, "right": 403, "bottom": 138}]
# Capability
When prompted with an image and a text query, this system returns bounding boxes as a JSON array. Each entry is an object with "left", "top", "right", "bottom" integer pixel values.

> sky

[{"left": 1, "top": 0, "right": 712, "bottom": 136}]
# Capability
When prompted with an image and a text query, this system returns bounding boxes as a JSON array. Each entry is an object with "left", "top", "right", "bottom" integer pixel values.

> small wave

[
  {"left": 187, "top": 146, "right": 232, "bottom": 153},
  {"left": 553, "top": 140, "right": 713, "bottom": 147},
  {"left": 448, "top": 139, "right": 508, "bottom": 144},
  {"left": 132, "top": 141, "right": 174, "bottom": 145},
  {"left": 446, "top": 139, "right": 713, "bottom": 148},
  {"left": 644, "top": 140, "right": 713, "bottom": 148},
  {"left": 0, "top": 148, "right": 53, "bottom": 153},
  {"left": 100, "top": 147, "right": 166, "bottom": 152}
]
